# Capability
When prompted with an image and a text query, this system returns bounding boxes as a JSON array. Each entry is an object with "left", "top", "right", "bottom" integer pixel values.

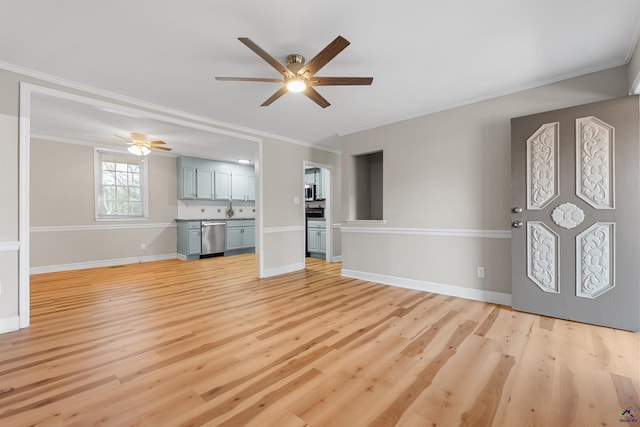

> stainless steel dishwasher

[{"left": 201, "top": 221, "right": 226, "bottom": 257}]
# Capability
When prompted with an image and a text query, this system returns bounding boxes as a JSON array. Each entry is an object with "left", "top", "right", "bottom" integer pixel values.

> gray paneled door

[{"left": 510, "top": 96, "right": 639, "bottom": 331}]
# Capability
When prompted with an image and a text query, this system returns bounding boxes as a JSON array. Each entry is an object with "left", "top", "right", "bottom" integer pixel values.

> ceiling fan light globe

[
  {"left": 128, "top": 144, "right": 151, "bottom": 156},
  {"left": 286, "top": 79, "right": 306, "bottom": 93}
]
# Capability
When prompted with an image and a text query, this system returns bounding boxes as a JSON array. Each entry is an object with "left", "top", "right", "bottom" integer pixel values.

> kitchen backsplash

[{"left": 178, "top": 200, "right": 256, "bottom": 219}]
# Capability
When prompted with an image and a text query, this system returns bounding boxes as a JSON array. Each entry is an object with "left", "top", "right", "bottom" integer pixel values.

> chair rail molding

[
  {"left": 340, "top": 226, "right": 511, "bottom": 239},
  {"left": 0, "top": 241, "right": 20, "bottom": 252}
]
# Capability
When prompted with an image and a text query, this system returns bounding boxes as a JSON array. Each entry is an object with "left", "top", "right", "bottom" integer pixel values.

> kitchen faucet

[{"left": 226, "top": 202, "right": 234, "bottom": 218}]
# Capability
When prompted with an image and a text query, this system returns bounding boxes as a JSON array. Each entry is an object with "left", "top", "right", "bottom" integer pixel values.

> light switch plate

[{"left": 293, "top": 196, "right": 300, "bottom": 205}]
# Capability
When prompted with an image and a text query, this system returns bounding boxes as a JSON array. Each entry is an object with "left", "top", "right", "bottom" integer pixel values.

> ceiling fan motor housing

[{"left": 286, "top": 54, "right": 305, "bottom": 73}]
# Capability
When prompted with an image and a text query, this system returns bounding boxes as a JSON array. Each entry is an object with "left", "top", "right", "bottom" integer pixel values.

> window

[{"left": 94, "top": 149, "right": 148, "bottom": 220}]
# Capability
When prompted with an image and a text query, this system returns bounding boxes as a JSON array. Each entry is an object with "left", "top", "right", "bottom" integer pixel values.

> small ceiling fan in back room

[
  {"left": 215, "top": 36, "right": 373, "bottom": 108},
  {"left": 114, "top": 133, "right": 172, "bottom": 156}
]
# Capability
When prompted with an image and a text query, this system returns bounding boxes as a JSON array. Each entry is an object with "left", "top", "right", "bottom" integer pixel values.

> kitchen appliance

[
  {"left": 201, "top": 221, "right": 226, "bottom": 257},
  {"left": 304, "top": 184, "right": 316, "bottom": 201}
]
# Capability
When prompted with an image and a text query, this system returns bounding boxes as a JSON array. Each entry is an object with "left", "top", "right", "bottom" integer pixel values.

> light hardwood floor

[{"left": 0, "top": 255, "right": 638, "bottom": 426}]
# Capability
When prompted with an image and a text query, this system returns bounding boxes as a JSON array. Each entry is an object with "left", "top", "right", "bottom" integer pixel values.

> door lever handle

[{"left": 511, "top": 220, "right": 523, "bottom": 228}]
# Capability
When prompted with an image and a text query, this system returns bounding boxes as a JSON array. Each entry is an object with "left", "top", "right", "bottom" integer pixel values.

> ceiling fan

[
  {"left": 115, "top": 133, "right": 172, "bottom": 156},
  {"left": 215, "top": 36, "right": 373, "bottom": 108}
]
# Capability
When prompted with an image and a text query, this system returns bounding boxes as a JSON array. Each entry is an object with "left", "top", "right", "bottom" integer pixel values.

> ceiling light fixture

[
  {"left": 285, "top": 77, "right": 307, "bottom": 93},
  {"left": 238, "top": 159, "right": 251, "bottom": 164},
  {"left": 128, "top": 144, "right": 151, "bottom": 156}
]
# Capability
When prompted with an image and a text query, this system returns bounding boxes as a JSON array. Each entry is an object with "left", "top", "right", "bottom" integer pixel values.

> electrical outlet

[
  {"left": 141, "top": 243, "right": 146, "bottom": 250},
  {"left": 293, "top": 196, "right": 300, "bottom": 205},
  {"left": 476, "top": 266, "right": 485, "bottom": 279}
]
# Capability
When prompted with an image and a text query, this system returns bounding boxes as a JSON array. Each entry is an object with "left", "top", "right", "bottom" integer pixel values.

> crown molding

[
  {"left": 0, "top": 61, "right": 340, "bottom": 153},
  {"left": 339, "top": 61, "right": 629, "bottom": 138}
]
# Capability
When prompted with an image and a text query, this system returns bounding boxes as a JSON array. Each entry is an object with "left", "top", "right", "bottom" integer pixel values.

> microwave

[{"left": 304, "top": 184, "right": 316, "bottom": 201}]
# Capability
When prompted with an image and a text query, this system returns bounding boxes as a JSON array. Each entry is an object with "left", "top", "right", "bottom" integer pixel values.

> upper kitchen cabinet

[
  {"left": 177, "top": 156, "right": 254, "bottom": 201},
  {"left": 231, "top": 173, "right": 256, "bottom": 201},
  {"left": 214, "top": 171, "right": 231, "bottom": 200},
  {"left": 196, "top": 168, "right": 214, "bottom": 199},
  {"left": 178, "top": 166, "right": 197, "bottom": 199},
  {"left": 304, "top": 169, "right": 316, "bottom": 185}
]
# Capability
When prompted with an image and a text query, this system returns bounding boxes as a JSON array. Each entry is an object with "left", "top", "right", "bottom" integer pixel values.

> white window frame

[{"left": 94, "top": 148, "right": 149, "bottom": 221}]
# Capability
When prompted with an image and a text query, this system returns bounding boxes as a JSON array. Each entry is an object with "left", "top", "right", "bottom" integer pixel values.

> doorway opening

[{"left": 303, "top": 162, "right": 331, "bottom": 265}]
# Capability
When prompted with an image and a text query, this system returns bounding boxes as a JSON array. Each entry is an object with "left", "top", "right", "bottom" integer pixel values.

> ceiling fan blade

[
  {"left": 311, "top": 77, "right": 373, "bottom": 86},
  {"left": 261, "top": 86, "right": 288, "bottom": 106},
  {"left": 303, "top": 87, "right": 330, "bottom": 108},
  {"left": 114, "top": 134, "right": 131, "bottom": 142},
  {"left": 151, "top": 146, "right": 172, "bottom": 151},
  {"left": 238, "top": 37, "right": 292, "bottom": 77},
  {"left": 299, "top": 36, "right": 350, "bottom": 77},
  {"left": 149, "top": 140, "right": 166, "bottom": 145},
  {"left": 215, "top": 77, "right": 283, "bottom": 83}
]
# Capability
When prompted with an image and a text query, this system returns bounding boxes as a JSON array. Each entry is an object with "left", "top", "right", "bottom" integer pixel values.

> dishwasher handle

[{"left": 201, "top": 221, "right": 226, "bottom": 227}]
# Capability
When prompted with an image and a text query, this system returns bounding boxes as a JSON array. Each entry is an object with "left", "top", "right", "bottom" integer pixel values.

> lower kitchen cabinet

[
  {"left": 307, "top": 219, "right": 326, "bottom": 257},
  {"left": 225, "top": 220, "right": 255, "bottom": 252},
  {"left": 177, "top": 221, "right": 201, "bottom": 260}
]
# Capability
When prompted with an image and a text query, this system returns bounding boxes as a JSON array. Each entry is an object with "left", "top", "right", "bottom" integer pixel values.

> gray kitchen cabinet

[
  {"left": 243, "top": 225, "right": 255, "bottom": 246},
  {"left": 225, "top": 220, "right": 255, "bottom": 252},
  {"left": 307, "top": 219, "right": 326, "bottom": 256},
  {"left": 196, "top": 169, "right": 214, "bottom": 199},
  {"left": 214, "top": 170, "right": 231, "bottom": 200},
  {"left": 177, "top": 221, "right": 201, "bottom": 260},
  {"left": 231, "top": 173, "right": 256, "bottom": 201},
  {"left": 307, "top": 226, "right": 319, "bottom": 252},
  {"left": 246, "top": 175, "right": 255, "bottom": 201},
  {"left": 304, "top": 169, "right": 316, "bottom": 185},
  {"left": 177, "top": 156, "right": 255, "bottom": 201},
  {"left": 226, "top": 227, "right": 243, "bottom": 250},
  {"left": 231, "top": 173, "right": 247, "bottom": 201},
  {"left": 178, "top": 167, "right": 196, "bottom": 199}
]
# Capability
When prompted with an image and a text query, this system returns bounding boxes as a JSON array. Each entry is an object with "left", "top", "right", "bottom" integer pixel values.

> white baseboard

[
  {"left": 262, "top": 262, "right": 304, "bottom": 278},
  {"left": 30, "top": 253, "right": 179, "bottom": 274},
  {"left": 331, "top": 255, "right": 343, "bottom": 263},
  {"left": 176, "top": 254, "right": 188, "bottom": 261},
  {"left": 0, "top": 315, "right": 20, "bottom": 334},
  {"left": 341, "top": 269, "right": 512, "bottom": 306}
]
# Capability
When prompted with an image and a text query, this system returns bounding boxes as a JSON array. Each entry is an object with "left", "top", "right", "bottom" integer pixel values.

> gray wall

[
  {"left": 340, "top": 66, "right": 630, "bottom": 302},
  {"left": 262, "top": 137, "right": 341, "bottom": 273},
  {"left": 30, "top": 138, "right": 178, "bottom": 270}
]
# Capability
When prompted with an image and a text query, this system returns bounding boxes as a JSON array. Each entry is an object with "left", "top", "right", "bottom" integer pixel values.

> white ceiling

[{"left": 2, "top": 0, "right": 640, "bottom": 154}]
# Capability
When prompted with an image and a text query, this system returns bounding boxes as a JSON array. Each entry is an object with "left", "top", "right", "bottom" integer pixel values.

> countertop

[{"left": 175, "top": 218, "right": 255, "bottom": 222}]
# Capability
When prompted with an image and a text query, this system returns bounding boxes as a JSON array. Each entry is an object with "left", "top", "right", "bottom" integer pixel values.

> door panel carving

[
  {"left": 576, "top": 222, "right": 615, "bottom": 299},
  {"left": 527, "top": 221, "right": 559, "bottom": 293},
  {"left": 576, "top": 116, "right": 614, "bottom": 209},
  {"left": 527, "top": 122, "right": 559, "bottom": 210}
]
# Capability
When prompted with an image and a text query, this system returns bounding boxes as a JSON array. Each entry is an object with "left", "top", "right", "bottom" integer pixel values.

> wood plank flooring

[{"left": 0, "top": 255, "right": 638, "bottom": 426}]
